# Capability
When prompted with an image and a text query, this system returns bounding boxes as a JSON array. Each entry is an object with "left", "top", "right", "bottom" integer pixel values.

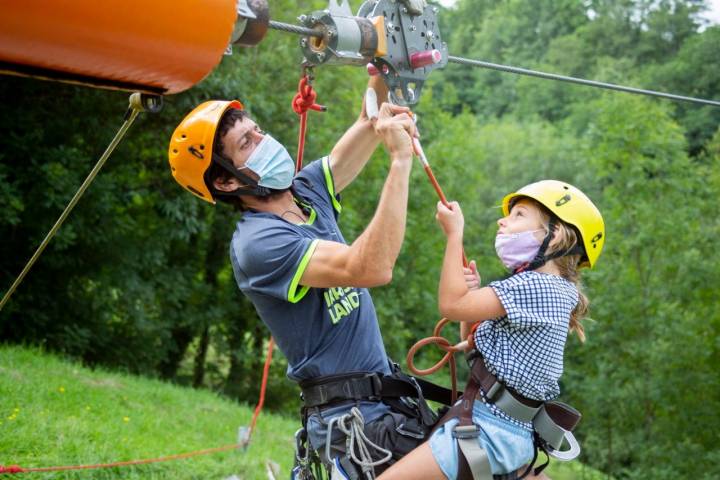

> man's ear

[{"left": 213, "top": 176, "right": 240, "bottom": 193}]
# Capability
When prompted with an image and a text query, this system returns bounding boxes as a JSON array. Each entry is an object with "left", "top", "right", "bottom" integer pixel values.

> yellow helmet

[
  {"left": 168, "top": 100, "right": 244, "bottom": 203},
  {"left": 502, "top": 180, "right": 605, "bottom": 268}
]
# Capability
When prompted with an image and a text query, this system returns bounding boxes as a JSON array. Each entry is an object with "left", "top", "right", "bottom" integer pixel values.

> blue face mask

[{"left": 240, "top": 134, "right": 295, "bottom": 190}]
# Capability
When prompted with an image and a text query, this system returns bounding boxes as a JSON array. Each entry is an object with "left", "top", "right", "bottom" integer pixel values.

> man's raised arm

[{"left": 300, "top": 102, "right": 417, "bottom": 288}]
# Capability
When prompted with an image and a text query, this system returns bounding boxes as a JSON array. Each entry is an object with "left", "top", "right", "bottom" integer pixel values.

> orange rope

[{"left": 406, "top": 318, "right": 469, "bottom": 404}]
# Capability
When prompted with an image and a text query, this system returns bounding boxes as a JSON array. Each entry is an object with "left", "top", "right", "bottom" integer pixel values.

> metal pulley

[
  {"left": 231, "top": 0, "right": 270, "bottom": 48},
  {"left": 294, "top": 0, "right": 449, "bottom": 105},
  {"left": 299, "top": 0, "right": 385, "bottom": 67}
]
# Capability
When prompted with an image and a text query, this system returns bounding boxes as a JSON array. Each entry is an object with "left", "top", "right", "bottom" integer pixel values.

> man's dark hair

[{"left": 208, "top": 108, "right": 249, "bottom": 210}]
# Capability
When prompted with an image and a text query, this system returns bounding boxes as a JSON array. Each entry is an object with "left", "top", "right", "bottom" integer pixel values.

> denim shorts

[{"left": 429, "top": 399, "right": 534, "bottom": 479}]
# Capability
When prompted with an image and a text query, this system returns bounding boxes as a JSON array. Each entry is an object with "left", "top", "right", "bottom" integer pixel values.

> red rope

[
  {"left": 0, "top": 444, "right": 240, "bottom": 474},
  {"left": 248, "top": 337, "right": 274, "bottom": 437},
  {"left": 291, "top": 75, "right": 326, "bottom": 173},
  {"left": 406, "top": 125, "right": 475, "bottom": 396}
]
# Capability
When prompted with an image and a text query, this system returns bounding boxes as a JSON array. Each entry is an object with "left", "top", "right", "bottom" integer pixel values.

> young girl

[{"left": 378, "top": 180, "right": 605, "bottom": 480}]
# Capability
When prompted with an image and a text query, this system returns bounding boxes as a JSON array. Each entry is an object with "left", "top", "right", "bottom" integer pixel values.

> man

[{"left": 168, "top": 78, "right": 436, "bottom": 478}]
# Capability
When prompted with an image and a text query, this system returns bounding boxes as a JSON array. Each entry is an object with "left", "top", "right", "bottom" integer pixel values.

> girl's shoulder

[{"left": 491, "top": 271, "right": 577, "bottom": 296}]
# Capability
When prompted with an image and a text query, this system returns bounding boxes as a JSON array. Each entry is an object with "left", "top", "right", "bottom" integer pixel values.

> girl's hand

[
  {"left": 464, "top": 260, "right": 481, "bottom": 290},
  {"left": 436, "top": 201, "right": 464, "bottom": 237}
]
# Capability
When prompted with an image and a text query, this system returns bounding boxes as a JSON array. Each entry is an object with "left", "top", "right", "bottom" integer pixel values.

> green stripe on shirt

[
  {"left": 322, "top": 157, "right": 342, "bottom": 214},
  {"left": 287, "top": 239, "right": 319, "bottom": 303}
]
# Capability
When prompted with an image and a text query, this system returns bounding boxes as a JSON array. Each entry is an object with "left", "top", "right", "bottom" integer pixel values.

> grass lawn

[{"left": 1, "top": 345, "right": 607, "bottom": 479}]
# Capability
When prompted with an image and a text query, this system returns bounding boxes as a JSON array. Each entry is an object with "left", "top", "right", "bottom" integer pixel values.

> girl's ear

[{"left": 548, "top": 223, "right": 564, "bottom": 250}]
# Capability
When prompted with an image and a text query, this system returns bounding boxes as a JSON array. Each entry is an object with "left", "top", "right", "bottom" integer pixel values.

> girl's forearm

[{"left": 438, "top": 233, "right": 468, "bottom": 314}]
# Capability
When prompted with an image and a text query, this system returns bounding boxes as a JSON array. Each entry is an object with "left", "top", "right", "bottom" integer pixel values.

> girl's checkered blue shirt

[{"left": 473, "top": 271, "right": 578, "bottom": 428}]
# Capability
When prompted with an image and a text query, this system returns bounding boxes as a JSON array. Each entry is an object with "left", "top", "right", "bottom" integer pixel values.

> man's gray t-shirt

[{"left": 229, "top": 157, "right": 391, "bottom": 381}]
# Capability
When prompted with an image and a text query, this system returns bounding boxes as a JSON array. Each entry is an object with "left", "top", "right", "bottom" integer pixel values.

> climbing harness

[
  {"left": 296, "top": 361, "right": 456, "bottom": 479},
  {"left": 430, "top": 352, "right": 583, "bottom": 480},
  {"left": 0, "top": 93, "right": 162, "bottom": 313}
]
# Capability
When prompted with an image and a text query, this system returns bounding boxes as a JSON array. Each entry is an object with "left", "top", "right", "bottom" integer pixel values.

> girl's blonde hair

[{"left": 530, "top": 200, "right": 588, "bottom": 342}]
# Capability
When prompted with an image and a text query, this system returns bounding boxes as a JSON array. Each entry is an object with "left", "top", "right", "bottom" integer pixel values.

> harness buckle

[
  {"left": 368, "top": 372, "right": 383, "bottom": 400},
  {"left": 485, "top": 380, "right": 503, "bottom": 402},
  {"left": 452, "top": 424, "right": 482, "bottom": 439}
]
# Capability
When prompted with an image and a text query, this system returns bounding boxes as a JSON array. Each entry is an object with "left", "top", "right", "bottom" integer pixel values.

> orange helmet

[{"left": 168, "top": 100, "right": 244, "bottom": 203}]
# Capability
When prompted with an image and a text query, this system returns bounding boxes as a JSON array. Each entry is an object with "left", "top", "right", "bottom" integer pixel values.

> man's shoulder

[{"left": 230, "top": 215, "right": 300, "bottom": 251}]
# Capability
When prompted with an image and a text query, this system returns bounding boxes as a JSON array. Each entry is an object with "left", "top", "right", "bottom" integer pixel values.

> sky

[{"left": 433, "top": 0, "right": 720, "bottom": 24}]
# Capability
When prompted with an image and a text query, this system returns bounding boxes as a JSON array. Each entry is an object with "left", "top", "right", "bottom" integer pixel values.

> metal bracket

[{"left": 359, "top": 0, "right": 448, "bottom": 105}]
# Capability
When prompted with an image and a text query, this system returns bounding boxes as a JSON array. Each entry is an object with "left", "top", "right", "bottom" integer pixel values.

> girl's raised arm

[{"left": 436, "top": 201, "right": 506, "bottom": 324}]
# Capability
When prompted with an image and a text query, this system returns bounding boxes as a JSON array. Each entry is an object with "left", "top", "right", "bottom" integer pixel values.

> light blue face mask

[{"left": 240, "top": 134, "right": 295, "bottom": 190}]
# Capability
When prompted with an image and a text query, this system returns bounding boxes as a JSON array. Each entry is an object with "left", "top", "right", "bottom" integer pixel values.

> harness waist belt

[
  {"left": 300, "top": 372, "right": 382, "bottom": 408},
  {"left": 299, "top": 371, "right": 458, "bottom": 408}
]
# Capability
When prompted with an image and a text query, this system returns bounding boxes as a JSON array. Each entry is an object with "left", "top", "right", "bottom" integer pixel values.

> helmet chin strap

[
  {"left": 515, "top": 218, "right": 585, "bottom": 274},
  {"left": 209, "top": 153, "right": 275, "bottom": 198}
]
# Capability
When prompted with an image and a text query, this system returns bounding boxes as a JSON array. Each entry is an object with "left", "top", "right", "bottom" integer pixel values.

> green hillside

[
  {"left": 1, "top": 346, "right": 606, "bottom": 479},
  {"left": 0, "top": 345, "right": 297, "bottom": 479}
]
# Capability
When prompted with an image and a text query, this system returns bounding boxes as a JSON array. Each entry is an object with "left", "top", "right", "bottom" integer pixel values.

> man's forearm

[
  {"left": 329, "top": 76, "right": 390, "bottom": 192},
  {"left": 330, "top": 120, "right": 380, "bottom": 192},
  {"left": 347, "top": 157, "right": 412, "bottom": 281}
]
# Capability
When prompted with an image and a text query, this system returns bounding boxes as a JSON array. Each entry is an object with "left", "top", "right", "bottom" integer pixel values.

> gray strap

[
  {"left": 533, "top": 406, "right": 581, "bottom": 461},
  {"left": 491, "top": 387, "right": 541, "bottom": 424},
  {"left": 454, "top": 426, "right": 493, "bottom": 480}
]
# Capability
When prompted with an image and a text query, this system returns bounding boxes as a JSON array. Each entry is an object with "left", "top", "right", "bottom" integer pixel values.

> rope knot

[{"left": 292, "top": 76, "right": 326, "bottom": 115}]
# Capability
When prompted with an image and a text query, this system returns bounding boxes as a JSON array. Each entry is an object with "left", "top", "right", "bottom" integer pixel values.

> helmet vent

[
  {"left": 556, "top": 194, "right": 571, "bottom": 207},
  {"left": 188, "top": 145, "right": 204, "bottom": 159},
  {"left": 187, "top": 185, "right": 205, "bottom": 198},
  {"left": 591, "top": 232, "right": 603, "bottom": 243}
]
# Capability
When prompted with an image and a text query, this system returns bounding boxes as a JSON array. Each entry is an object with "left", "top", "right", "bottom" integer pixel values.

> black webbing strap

[
  {"left": 299, "top": 372, "right": 459, "bottom": 409},
  {"left": 300, "top": 372, "right": 382, "bottom": 408}
]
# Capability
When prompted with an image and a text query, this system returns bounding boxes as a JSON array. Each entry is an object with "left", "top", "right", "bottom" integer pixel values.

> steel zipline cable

[
  {"left": 269, "top": 20, "right": 323, "bottom": 38},
  {"left": 447, "top": 55, "right": 720, "bottom": 108},
  {"left": 267, "top": 19, "right": 720, "bottom": 108}
]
